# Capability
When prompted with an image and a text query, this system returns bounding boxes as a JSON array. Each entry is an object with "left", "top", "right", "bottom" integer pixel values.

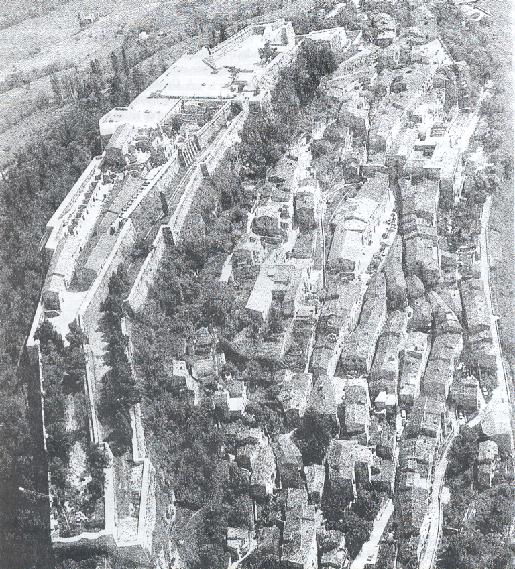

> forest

[
  {"left": 0, "top": 0, "right": 512, "bottom": 567},
  {"left": 129, "top": 39, "right": 338, "bottom": 568},
  {"left": 437, "top": 427, "right": 513, "bottom": 569}
]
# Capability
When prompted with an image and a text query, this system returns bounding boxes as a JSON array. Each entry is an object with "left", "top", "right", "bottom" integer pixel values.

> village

[{"left": 24, "top": 2, "right": 513, "bottom": 569}]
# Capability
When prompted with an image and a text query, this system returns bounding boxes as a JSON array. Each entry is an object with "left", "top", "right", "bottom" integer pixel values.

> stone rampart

[
  {"left": 130, "top": 404, "right": 147, "bottom": 463},
  {"left": 211, "top": 25, "right": 256, "bottom": 59},
  {"left": 77, "top": 219, "right": 136, "bottom": 341},
  {"left": 44, "top": 157, "right": 102, "bottom": 257},
  {"left": 169, "top": 107, "right": 248, "bottom": 243},
  {"left": 195, "top": 101, "right": 231, "bottom": 149},
  {"left": 125, "top": 225, "right": 169, "bottom": 315}
]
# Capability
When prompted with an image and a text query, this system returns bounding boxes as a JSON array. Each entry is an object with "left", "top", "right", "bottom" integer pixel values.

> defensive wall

[
  {"left": 77, "top": 219, "right": 136, "bottom": 344},
  {"left": 124, "top": 225, "right": 170, "bottom": 315},
  {"left": 26, "top": 18, "right": 335, "bottom": 564},
  {"left": 209, "top": 24, "right": 257, "bottom": 59},
  {"left": 42, "top": 157, "right": 103, "bottom": 259},
  {"left": 169, "top": 105, "right": 249, "bottom": 243},
  {"left": 126, "top": 105, "right": 249, "bottom": 315}
]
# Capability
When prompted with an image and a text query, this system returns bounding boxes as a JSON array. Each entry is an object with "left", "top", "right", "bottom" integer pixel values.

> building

[
  {"left": 398, "top": 331, "right": 429, "bottom": 408},
  {"left": 369, "top": 418, "right": 397, "bottom": 460},
  {"left": 308, "top": 374, "right": 339, "bottom": 430},
  {"left": 372, "top": 13, "right": 397, "bottom": 47},
  {"left": 227, "top": 527, "right": 256, "bottom": 561},
  {"left": 459, "top": 278, "right": 491, "bottom": 335},
  {"left": 294, "top": 183, "right": 321, "bottom": 231},
  {"left": 328, "top": 175, "right": 394, "bottom": 277},
  {"left": 232, "top": 234, "right": 266, "bottom": 277},
  {"left": 399, "top": 435, "right": 437, "bottom": 480},
  {"left": 252, "top": 199, "right": 292, "bottom": 238},
  {"left": 422, "top": 332, "right": 463, "bottom": 401},
  {"left": 477, "top": 440, "right": 499, "bottom": 488},
  {"left": 276, "top": 370, "right": 313, "bottom": 428},
  {"left": 319, "top": 529, "right": 350, "bottom": 568},
  {"left": 344, "top": 403, "right": 370, "bottom": 443},
  {"left": 369, "top": 333, "right": 402, "bottom": 399},
  {"left": 245, "top": 264, "right": 307, "bottom": 321},
  {"left": 306, "top": 27, "right": 349, "bottom": 52},
  {"left": 250, "top": 444, "right": 277, "bottom": 499},
  {"left": 395, "top": 486, "right": 429, "bottom": 537},
  {"left": 282, "top": 488, "right": 319, "bottom": 569},
  {"left": 100, "top": 20, "right": 297, "bottom": 138},
  {"left": 326, "top": 439, "right": 374, "bottom": 504},
  {"left": 404, "top": 232, "right": 441, "bottom": 287},
  {"left": 274, "top": 434, "right": 304, "bottom": 489},
  {"left": 404, "top": 396, "right": 446, "bottom": 439},
  {"left": 372, "top": 457, "right": 396, "bottom": 495},
  {"left": 339, "top": 274, "right": 387, "bottom": 374},
  {"left": 450, "top": 374, "right": 483, "bottom": 412},
  {"left": 166, "top": 359, "right": 200, "bottom": 405},
  {"left": 383, "top": 236, "right": 408, "bottom": 309},
  {"left": 304, "top": 464, "right": 326, "bottom": 506},
  {"left": 480, "top": 401, "right": 513, "bottom": 453}
]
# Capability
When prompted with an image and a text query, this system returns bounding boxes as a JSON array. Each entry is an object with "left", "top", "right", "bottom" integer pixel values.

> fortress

[{"left": 25, "top": 19, "right": 346, "bottom": 565}]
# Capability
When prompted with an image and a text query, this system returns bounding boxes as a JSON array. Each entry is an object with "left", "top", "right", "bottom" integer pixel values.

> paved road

[
  {"left": 480, "top": 197, "right": 512, "bottom": 407},
  {"left": 418, "top": 418, "right": 458, "bottom": 569},
  {"left": 351, "top": 499, "right": 394, "bottom": 569}
]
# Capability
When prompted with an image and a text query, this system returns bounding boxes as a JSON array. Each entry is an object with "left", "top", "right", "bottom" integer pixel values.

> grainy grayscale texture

[{"left": 0, "top": 1, "right": 512, "bottom": 568}]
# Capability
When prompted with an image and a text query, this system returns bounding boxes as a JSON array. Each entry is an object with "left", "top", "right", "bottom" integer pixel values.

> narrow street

[
  {"left": 419, "top": 192, "right": 514, "bottom": 569},
  {"left": 418, "top": 418, "right": 458, "bottom": 569},
  {"left": 480, "top": 197, "right": 512, "bottom": 407},
  {"left": 351, "top": 500, "right": 394, "bottom": 569}
]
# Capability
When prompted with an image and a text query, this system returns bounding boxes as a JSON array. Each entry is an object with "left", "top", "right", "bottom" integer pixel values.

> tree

[
  {"left": 199, "top": 281, "right": 236, "bottom": 330},
  {"left": 290, "top": 40, "right": 337, "bottom": 105},
  {"left": 239, "top": 111, "right": 287, "bottom": 177},
  {"left": 352, "top": 488, "right": 383, "bottom": 522},
  {"left": 295, "top": 408, "right": 337, "bottom": 464},
  {"left": 35, "top": 320, "right": 64, "bottom": 352},
  {"left": 446, "top": 426, "right": 480, "bottom": 478},
  {"left": 439, "top": 529, "right": 509, "bottom": 569},
  {"left": 331, "top": 511, "right": 372, "bottom": 559},
  {"left": 259, "top": 41, "right": 277, "bottom": 64}
]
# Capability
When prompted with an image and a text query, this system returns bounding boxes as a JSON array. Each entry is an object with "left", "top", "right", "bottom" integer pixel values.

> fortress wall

[
  {"left": 123, "top": 152, "right": 181, "bottom": 236},
  {"left": 259, "top": 45, "right": 299, "bottom": 92},
  {"left": 83, "top": 345, "right": 103, "bottom": 443},
  {"left": 77, "top": 221, "right": 137, "bottom": 442},
  {"left": 44, "top": 157, "right": 103, "bottom": 255},
  {"left": 130, "top": 404, "right": 147, "bottom": 463},
  {"left": 169, "top": 109, "right": 247, "bottom": 243},
  {"left": 195, "top": 101, "right": 231, "bottom": 150},
  {"left": 78, "top": 219, "right": 137, "bottom": 341},
  {"left": 125, "top": 225, "right": 169, "bottom": 315},
  {"left": 211, "top": 25, "right": 256, "bottom": 59},
  {"left": 136, "top": 459, "right": 156, "bottom": 554}
]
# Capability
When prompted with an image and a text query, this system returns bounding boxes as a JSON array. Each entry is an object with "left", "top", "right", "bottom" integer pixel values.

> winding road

[{"left": 418, "top": 417, "right": 458, "bottom": 569}]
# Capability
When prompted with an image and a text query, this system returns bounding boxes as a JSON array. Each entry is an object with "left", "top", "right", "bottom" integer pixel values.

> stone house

[
  {"left": 404, "top": 396, "right": 446, "bottom": 440},
  {"left": 399, "top": 332, "right": 429, "bottom": 408},
  {"left": 477, "top": 440, "right": 499, "bottom": 488},
  {"left": 371, "top": 457, "right": 396, "bottom": 495},
  {"left": 281, "top": 488, "right": 319, "bottom": 569},
  {"left": 304, "top": 464, "right": 326, "bottom": 506},
  {"left": 399, "top": 435, "right": 437, "bottom": 480},
  {"left": 226, "top": 527, "right": 256, "bottom": 561},
  {"left": 167, "top": 359, "right": 200, "bottom": 405},
  {"left": 450, "top": 374, "right": 483, "bottom": 412},
  {"left": 308, "top": 374, "right": 339, "bottom": 432},
  {"left": 326, "top": 439, "right": 373, "bottom": 505},
  {"left": 369, "top": 418, "right": 397, "bottom": 461},
  {"left": 276, "top": 370, "right": 313, "bottom": 429},
  {"left": 250, "top": 444, "right": 277, "bottom": 499},
  {"left": 274, "top": 433, "right": 304, "bottom": 489}
]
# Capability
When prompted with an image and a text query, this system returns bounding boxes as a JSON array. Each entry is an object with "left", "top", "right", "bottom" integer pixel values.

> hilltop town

[{"left": 22, "top": 1, "right": 513, "bottom": 569}]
